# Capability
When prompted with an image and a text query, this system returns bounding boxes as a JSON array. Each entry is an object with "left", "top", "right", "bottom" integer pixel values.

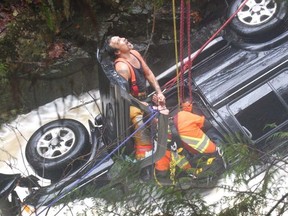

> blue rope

[{"left": 37, "top": 108, "right": 160, "bottom": 215}]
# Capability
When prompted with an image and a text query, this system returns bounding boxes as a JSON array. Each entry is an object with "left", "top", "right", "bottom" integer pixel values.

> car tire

[
  {"left": 227, "top": 0, "right": 288, "bottom": 39},
  {"left": 25, "top": 119, "right": 90, "bottom": 180}
]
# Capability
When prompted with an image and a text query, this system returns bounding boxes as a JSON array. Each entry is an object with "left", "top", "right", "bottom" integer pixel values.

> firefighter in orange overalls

[
  {"left": 155, "top": 99, "right": 218, "bottom": 181},
  {"left": 105, "top": 36, "right": 166, "bottom": 160}
]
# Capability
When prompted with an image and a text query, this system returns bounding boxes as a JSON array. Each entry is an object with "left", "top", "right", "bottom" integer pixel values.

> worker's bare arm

[
  {"left": 143, "top": 64, "right": 166, "bottom": 106},
  {"left": 115, "top": 62, "right": 131, "bottom": 81}
]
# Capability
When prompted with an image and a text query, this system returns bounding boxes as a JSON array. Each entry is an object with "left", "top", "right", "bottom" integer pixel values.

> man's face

[{"left": 109, "top": 36, "right": 134, "bottom": 54}]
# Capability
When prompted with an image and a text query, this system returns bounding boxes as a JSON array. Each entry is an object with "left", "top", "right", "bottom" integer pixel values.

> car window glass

[
  {"left": 229, "top": 83, "right": 288, "bottom": 140},
  {"left": 269, "top": 70, "right": 288, "bottom": 105}
]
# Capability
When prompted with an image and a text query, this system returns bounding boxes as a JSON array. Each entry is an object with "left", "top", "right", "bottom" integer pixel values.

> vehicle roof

[{"left": 192, "top": 37, "right": 288, "bottom": 107}]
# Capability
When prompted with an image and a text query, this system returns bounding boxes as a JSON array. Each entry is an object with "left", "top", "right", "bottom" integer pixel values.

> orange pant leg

[
  {"left": 155, "top": 150, "right": 171, "bottom": 171},
  {"left": 130, "top": 106, "right": 152, "bottom": 160}
]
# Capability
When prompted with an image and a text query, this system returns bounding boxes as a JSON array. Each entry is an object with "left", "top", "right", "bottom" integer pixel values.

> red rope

[
  {"left": 179, "top": 0, "right": 185, "bottom": 103},
  {"left": 179, "top": 0, "right": 192, "bottom": 104},
  {"left": 186, "top": 0, "right": 192, "bottom": 102},
  {"left": 163, "top": 0, "right": 250, "bottom": 90}
]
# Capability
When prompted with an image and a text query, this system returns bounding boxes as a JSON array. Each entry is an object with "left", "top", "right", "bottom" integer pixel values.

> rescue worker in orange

[
  {"left": 154, "top": 98, "right": 218, "bottom": 180},
  {"left": 105, "top": 36, "right": 166, "bottom": 160}
]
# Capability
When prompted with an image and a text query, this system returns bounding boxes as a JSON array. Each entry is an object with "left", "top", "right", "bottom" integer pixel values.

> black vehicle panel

[
  {"left": 270, "top": 70, "right": 288, "bottom": 105},
  {"left": 97, "top": 56, "right": 133, "bottom": 154},
  {"left": 229, "top": 84, "right": 288, "bottom": 140},
  {"left": 216, "top": 69, "right": 288, "bottom": 145},
  {"left": 192, "top": 41, "right": 288, "bottom": 107}
]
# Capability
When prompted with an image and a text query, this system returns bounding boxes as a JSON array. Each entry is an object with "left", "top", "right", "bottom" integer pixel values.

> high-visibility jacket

[
  {"left": 174, "top": 110, "right": 216, "bottom": 154},
  {"left": 155, "top": 110, "right": 216, "bottom": 171}
]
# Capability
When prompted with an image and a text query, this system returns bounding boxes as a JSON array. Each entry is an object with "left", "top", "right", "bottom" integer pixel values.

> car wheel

[
  {"left": 227, "top": 0, "right": 288, "bottom": 39},
  {"left": 25, "top": 119, "right": 90, "bottom": 180}
]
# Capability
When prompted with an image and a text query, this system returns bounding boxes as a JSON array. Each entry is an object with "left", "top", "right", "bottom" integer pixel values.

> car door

[{"left": 220, "top": 69, "right": 288, "bottom": 154}]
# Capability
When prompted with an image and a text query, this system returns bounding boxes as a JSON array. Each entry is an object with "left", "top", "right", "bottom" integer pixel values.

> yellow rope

[
  {"left": 172, "top": 0, "right": 181, "bottom": 109},
  {"left": 170, "top": 152, "right": 176, "bottom": 185},
  {"left": 153, "top": 168, "right": 163, "bottom": 187}
]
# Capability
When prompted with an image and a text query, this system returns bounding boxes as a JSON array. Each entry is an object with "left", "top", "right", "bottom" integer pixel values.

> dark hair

[
  {"left": 104, "top": 36, "right": 118, "bottom": 60},
  {"left": 182, "top": 97, "right": 192, "bottom": 103}
]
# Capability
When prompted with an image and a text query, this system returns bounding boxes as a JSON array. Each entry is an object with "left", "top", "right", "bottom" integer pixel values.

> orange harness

[{"left": 114, "top": 50, "right": 147, "bottom": 98}]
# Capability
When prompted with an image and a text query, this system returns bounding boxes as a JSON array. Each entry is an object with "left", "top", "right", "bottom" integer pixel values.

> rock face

[{"left": 0, "top": 0, "right": 227, "bottom": 123}]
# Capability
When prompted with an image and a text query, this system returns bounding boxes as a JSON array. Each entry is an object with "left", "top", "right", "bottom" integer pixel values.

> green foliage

[
  {"left": 55, "top": 131, "right": 288, "bottom": 215},
  {"left": 153, "top": 0, "right": 165, "bottom": 9},
  {"left": 0, "top": 62, "right": 8, "bottom": 85},
  {"left": 133, "top": 0, "right": 164, "bottom": 9},
  {"left": 58, "top": 154, "right": 216, "bottom": 215},
  {"left": 214, "top": 131, "right": 288, "bottom": 215},
  {"left": 218, "top": 194, "right": 265, "bottom": 216},
  {"left": 17, "top": 0, "right": 73, "bottom": 34},
  {"left": 40, "top": 3, "right": 58, "bottom": 33},
  {"left": 267, "top": 130, "right": 288, "bottom": 141},
  {"left": 74, "top": 181, "right": 214, "bottom": 216},
  {"left": 221, "top": 133, "right": 261, "bottom": 179},
  {"left": 217, "top": 157, "right": 287, "bottom": 215},
  {"left": 0, "top": 62, "right": 7, "bottom": 76}
]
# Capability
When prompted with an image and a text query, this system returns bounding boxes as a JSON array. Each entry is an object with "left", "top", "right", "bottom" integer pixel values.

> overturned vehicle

[
  {"left": 1, "top": 0, "right": 288, "bottom": 214},
  {"left": 0, "top": 62, "right": 226, "bottom": 215}
]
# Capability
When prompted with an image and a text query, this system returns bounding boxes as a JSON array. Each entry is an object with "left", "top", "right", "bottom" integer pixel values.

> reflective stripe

[
  {"left": 171, "top": 152, "right": 190, "bottom": 169},
  {"left": 135, "top": 145, "right": 152, "bottom": 150},
  {"left": 167, "top": 128, "right": 172, "bottom": 142},
  {"left": 180, "top": 134, "right": 210, "bottom": 153}
]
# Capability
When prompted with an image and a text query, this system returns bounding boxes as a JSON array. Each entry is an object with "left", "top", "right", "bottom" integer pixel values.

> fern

[
  {"left": 0, "top": 62, "right": 8, "bottom": 85},
  {"left": 0, "top": 62, "right": 7, "bottom": 76}
]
